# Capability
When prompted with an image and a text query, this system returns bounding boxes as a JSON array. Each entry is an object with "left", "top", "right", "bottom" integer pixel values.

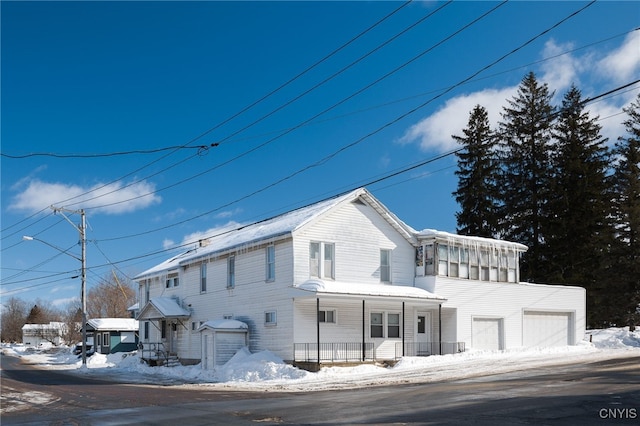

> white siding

[{"left": 416, "top": 277, "right": 586, "bottom": 350}]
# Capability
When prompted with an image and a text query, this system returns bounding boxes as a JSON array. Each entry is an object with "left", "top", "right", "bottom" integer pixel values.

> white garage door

[
  {"left": 524, "top": 311, "right": 572, "bottom": 347},
  {"left": 472, "top": 318, "right": 503, "bottom": 351}
]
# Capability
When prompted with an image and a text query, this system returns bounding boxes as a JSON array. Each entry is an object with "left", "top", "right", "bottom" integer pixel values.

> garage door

[
  {"left": 472, "top": 318, "right": 503, "bottom": 351},
  {"left": 523, "top": 311, "right": 572, "bottom": 347}
]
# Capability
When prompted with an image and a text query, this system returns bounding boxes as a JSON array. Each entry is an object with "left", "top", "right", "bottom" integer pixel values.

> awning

[
  {"left": 137, "top": 297, "right": 191, "bottom": 320},
  {"left": 290, "top": 279, "right": 446, "bottom": 303},
  {"left": 198, "top": 319, "right": 248, "bottom": 332}
]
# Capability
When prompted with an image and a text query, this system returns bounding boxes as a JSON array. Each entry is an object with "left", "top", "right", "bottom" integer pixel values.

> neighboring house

[
  {"left": 86, "top": 318, "right": 139, "bottom": 354},
  {"left": 135, "top": 188, "right": 585, "bottom": 369},
  {"left": 22, "top": 322, "right": 66, "bottom": 346}
]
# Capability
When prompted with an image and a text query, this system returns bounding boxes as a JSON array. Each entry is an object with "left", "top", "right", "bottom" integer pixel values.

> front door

[{"left": 416, "top": 312, "right": 432, "bottom": 355}]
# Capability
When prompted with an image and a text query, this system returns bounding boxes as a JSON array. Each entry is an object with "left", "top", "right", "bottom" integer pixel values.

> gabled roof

[
  {"left": 87, "top": 318, "right": 138, "bottom": 332},
  {"left": 137, "top": 297, "right": 191, "bottom": 320},
  {"left": 136, "top": 188, "right": 414, "bottom": 279}
]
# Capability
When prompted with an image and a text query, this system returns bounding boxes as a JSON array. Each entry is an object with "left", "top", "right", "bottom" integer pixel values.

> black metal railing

[
  {"left": 395, "top": 341, "right": 465, "bottom": 359},
  {"left": 294, "top": 342, "right": 375, "bottom": 362},
  {"left": 139, "top": 342, "right": 170, "bottom": 364}
]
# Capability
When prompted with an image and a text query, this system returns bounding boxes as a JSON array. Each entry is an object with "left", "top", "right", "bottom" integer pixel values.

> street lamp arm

[{"left": 22, "top": 236, "right": 81, "bottom": 262}]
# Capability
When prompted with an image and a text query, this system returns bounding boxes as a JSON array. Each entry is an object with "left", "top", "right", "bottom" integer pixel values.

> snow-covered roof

[
  {"left": 136, "top": 188, "right": 388, "bottom": 279},
  {"left": 198, "top": 319, "right": 248, "bottom": 332},
  {"left": 138, "top": 297, "right": 191, "bottom": 320},
  {"left": 87, "top": 318, "right": 138, "bottom": 331},
  {"left": 127, "top": 303, "right": 139, "bottom": 311},
  {"left": 21, "top": 322, "right": 65, "bottom": 331},
  {"left": 295, "top": 279, "right": 446, "bottom": 302},
  {"left": 417, "top": 229, "right": 528, "bottom": 251}
]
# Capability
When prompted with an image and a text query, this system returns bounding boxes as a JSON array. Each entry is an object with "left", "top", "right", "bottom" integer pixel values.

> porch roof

[
  {"left": 137, "top": 297, "right": 191, "bottom": 320},
  {"left": 292, "top": 279, "right": 446, "bottom": 303}
]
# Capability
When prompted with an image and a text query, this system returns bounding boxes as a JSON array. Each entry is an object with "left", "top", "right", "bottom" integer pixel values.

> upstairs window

[
  {"left": 380, "top": 249, "right": 391, "bottom": 282},
  {"left": 266, "top": 245, "right": 275, "bottom": 281},
  {"left": 200, "top": 263, "right": 207, "bottom": 293},
  {"left": 165, "top": 274, "right": 179, "bottom": 288},
  {"left": 265, "top": 311, "right": 277, "bottom": 326},
  {"left": 227, "top": 256, "right": 235, "bottom": 289},
  {"left": 310, "top": 242, "right": 335, "bottom": 279}
]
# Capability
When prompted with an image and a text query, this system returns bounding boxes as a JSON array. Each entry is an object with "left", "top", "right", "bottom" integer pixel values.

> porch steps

[{"left": 165, "top": 355, "right": 181, "bottom": 367}]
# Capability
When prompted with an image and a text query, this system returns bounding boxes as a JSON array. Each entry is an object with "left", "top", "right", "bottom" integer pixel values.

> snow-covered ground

[{"left": 2, "top": 328, "right": 639, "bottom": 392}]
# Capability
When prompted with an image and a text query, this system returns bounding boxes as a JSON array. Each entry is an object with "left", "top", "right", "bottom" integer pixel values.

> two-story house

[{"left": 135, "top": 188, "right": 585, "bottom": 369}]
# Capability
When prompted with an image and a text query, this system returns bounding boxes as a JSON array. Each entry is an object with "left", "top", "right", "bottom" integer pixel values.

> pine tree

[
  {"left": 497, "top": 72, "right": 556, "bottom": 282},
  {"left": 608, "top": 94, "right": 640, "bottom": 330},
  {"left": 544, "top": 85, "right": 610, "bottom": 326},
  {"left": 452, "top": 104, "right": 500, "bottom": 237},
  {"left": 25, "top": 304, "right": 45, "bottom": 324}
]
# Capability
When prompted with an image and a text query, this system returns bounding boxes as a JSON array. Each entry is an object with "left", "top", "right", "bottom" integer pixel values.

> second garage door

[{"left": 523, "top": 311, "right": 573, "bottom": 347}]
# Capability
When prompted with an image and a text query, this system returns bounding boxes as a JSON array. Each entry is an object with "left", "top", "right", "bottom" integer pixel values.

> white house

[
  {"left": 135, "top": 188, "right": 585, "bottom": 368},
  {"left": 22, "top": 322, "right": 66, "bottom": 347}
]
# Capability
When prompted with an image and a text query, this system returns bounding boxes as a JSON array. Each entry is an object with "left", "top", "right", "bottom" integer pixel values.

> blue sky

[{"left": 2, "top": 1, "right": 639, "bottom": 310}]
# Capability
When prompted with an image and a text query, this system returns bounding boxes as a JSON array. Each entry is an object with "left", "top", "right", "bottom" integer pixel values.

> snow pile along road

[{"left": 2, "top": 327, "right": 639, "bottom": 392}]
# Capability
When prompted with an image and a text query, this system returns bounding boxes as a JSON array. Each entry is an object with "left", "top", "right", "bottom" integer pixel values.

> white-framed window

[
  {"left": 200, "top": 262, "right": 207, "bottom": 293},
  {"left": 438, "top": 244, "right": 448, "bottom": 276},
  {"left": 144, "top": 321, "right": 149, "bottom": 340},
  {"left": 191, "top": 322, "right": 197, "bottom": 331},
  {"left": 227, "top": 256, "right": 235, "bottom": 289},
  {"left": 371, "top": 313, "right": 384, "bottom": 338},
  {"left": 318, "top": 309, "right": 336, "bottom": 323},
  {"left": 165, "top": 274, "right": 179, "bottom": 288},
  {"left": 371, "top": 312, "right": 401, "bottom": 338},
  {"left": 102, "top": 332, "right": 109, "bottom": 347},
  {"left": 266, "top": 245, "right": 275, "bottom": 281},
  {"left": 144, "top": 281, "right": 150, "bottom": 303},
  {"left": 310, "top": 242, "right": 335, "bottom": 279},
  {"left": 380, "top": 249, "right": 391, "bottom": 282},
  {"left": 265, "top": 311, "right": 277, "bottom": 326}
]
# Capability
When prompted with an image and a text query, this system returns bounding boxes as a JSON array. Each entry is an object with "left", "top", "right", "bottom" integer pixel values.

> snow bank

[{"left": 2, "top": 327, "right": 639, "bottom": 392}]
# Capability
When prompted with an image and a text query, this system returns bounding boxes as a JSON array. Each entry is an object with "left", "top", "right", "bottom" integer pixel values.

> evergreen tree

[
  {"left": 25, "top": 304, "right": 45, "bottom": 324},
  {"left": 608, "top": 94, "right": 640, "bottom": 330},
  {"left": 497, "top": 72, "right": 556, "bottom": 282},
  {"left": 452, "top": 105, "right": 500, "bottom": 237},
  {"left": 544, "top": 85, "right": 610, "bottom": 326}
]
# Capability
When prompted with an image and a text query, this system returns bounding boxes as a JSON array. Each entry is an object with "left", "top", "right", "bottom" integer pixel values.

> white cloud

[
  {"left": 178, "top": 221, "right": 244, "bottom": 247},
  {"left": 397, "top": 87, "right": 515, "bottom": 152},
  {"left": 50, "top": 296, "right": 79, "bottom": 308},
  {"left": 597, "top": 31, "right": 640, "bottom": 84},
  {"left": 9, "top": 178, "right": 161, "bottom": 215},
  {"left": 162, "top": 238, "right": 176, "bottom": 250},
  {"left": 539, "top": 39, "right": 581, "bottom": 96}
]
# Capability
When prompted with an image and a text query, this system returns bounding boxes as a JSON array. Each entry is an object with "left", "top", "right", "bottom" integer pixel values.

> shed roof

[
  {"left": 198, "top": 319, "right": 248, "bottom": 332},
  {"left": 87, "top": 318, "right": 138, "bottom": 331}
]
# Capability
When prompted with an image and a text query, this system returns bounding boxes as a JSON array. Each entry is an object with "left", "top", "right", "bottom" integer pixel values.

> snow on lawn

[{"left": 2, "top": 327, "right": 639, "bottom": 392}]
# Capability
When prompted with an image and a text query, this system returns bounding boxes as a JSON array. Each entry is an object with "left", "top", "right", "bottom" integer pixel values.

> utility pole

[{"left": 51, "top": 206, "right": 87, "bottom": 367}]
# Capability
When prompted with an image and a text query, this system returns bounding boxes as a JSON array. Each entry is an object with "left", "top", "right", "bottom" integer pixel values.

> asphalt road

[{"left": 2, "top": 353, "right": 639, "bottom": 425}]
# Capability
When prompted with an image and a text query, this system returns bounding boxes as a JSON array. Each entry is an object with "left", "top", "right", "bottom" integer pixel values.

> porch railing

[
  {"left": 139, "top": 342, "right": 170, "bottom": 364},
  {"left": 395, "top": 341, "right": 465, "bottom": 359},
  {"left": 294, "top": 342, "right": 375, "bottom": 363}
]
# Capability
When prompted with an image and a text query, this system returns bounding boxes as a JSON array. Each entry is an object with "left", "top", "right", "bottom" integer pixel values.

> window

[
  {"left": 191, "top": 322, "right": 196, "bottom": 331},
  {"left": 144, "top": 321, "right": 149, "bottom": 340},
  {"left": 371, "top": 313, "right": 383, "bottom": 338},
  {"left": 380, "top": 249, "right": 391, "bottom": 282},
  {"left": 227, "top": 256, "right": 235, "bottom": 289},
  {"left": 266, "top": 245, "right": 275, "bottom": 281},
  {"left": 425, "top": 244, "right": 435, "bottom": 275},
  {"left": 200, "top": 263, "right": 207, "bottom": 293},
  {"left": 310, "top": 242, "right": 335, "bottom": 279},
  {"left": 318, "top": 310, "right": 336, "bottom": 323},
  {"left": 102, "top": 332, "right": 109, "bottom": 347},
  {"left": 449, "top": 246, "right": 460, "bottom": 277},
  {"left": 165, "top": 274, "right": 179, "bottom": 288},
  {"left": 161, "top": 320, "right": 167, "bottom": 339},
  {"left": 371, "top": 312, "right": 401, "bottom": 338},
  {"left": 265, "top": 311, "right": 277, "bottom": 326},
  {"left": 144, "top": 281, "right": 150, "bottom": 303},
  {"left": 310, "top": 242, "right": 320, "bottom": 277},
  {"left": 438, "top": 244, "right": 448, "bottom": 276},
  {"left": 388, "top": 313, "right": 400, "bottom": 338}
]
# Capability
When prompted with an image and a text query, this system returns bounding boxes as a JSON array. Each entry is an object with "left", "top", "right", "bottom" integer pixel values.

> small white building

[
  {"left": 135, "top": 188, "right": 586, "bottom": 368},
  {"left": 22, "top": 322, "right": 66, "bottom": 347}
]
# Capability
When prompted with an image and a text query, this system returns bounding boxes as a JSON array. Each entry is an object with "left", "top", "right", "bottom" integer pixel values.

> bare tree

[
  {"left": 60, "top": 300, "right": 83, "bottom": 345},
  {"left": 1, "top": 297, "right": 28, "bottom": 342},
  {"left": 87, "top": 271, "right": 136, "bottom": 319}
]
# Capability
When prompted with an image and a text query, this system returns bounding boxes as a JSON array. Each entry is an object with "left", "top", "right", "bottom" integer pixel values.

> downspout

[
  {"left": 362, "top": 300, "right": 365, "bottom": 362},
  {"left": 402, "top": 301, "right": 405, "bottom": 357},
  {"left": 439, "top": 303, "right": 442, "bottom": 355},
  {"left": 317, "top": 298, "right": 320, "bottom": 367}
]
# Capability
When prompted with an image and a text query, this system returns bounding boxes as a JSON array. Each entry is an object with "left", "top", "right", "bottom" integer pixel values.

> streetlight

[{"left": 22, "top": 207, "right": 87, "bottom": 367}]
